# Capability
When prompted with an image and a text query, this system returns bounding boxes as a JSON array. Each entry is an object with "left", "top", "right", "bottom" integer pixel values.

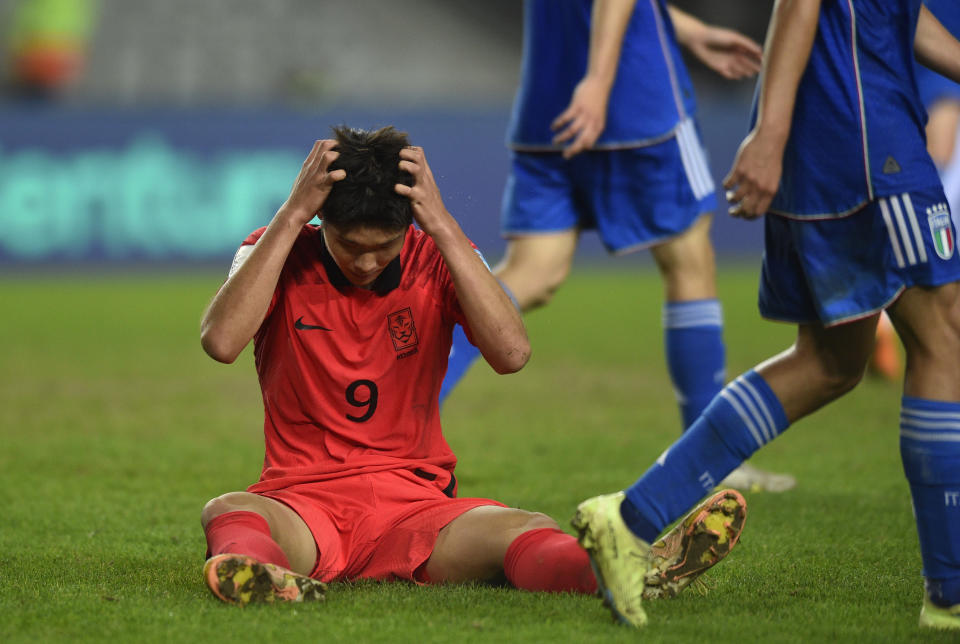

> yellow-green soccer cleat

[
  {"left": 204, "top": 553, "right": 327, "bottom": 605},
  {"left": 919, "top": 595, "right": 960, "bottom": 630},
  {"left": 572, "top": 492, "right": 651, "bottom": 627},
  {"left": 642, "top": 488, "right": 747, "bottom": 599}
]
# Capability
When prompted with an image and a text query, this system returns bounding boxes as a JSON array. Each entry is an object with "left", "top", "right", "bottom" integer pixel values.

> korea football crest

[
  {"left": 387, "top": 307, "right": 419, "bottom": 359},
  {"left": 927, "top": 202, "right": 955, "bottom": 260}
]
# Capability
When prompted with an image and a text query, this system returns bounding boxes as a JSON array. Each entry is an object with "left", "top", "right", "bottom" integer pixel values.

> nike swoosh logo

[{"left": 294, "top": 316, "right": 333, "bottom": 331}]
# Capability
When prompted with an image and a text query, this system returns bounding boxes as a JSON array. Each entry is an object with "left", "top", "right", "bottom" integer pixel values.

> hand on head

[
  {"left": 283, "top": 139, "right": 347, "bottom": 226},
  {"left": 395, "top": 146, "right": 453, "bottom": 236}
]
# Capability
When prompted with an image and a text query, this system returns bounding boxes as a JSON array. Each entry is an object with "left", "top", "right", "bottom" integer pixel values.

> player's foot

[
  {"left": 720, "top": 462, "right": 796, "bottom": 493},
  {"left": 868, "top": 313, "right": 901, "bottom": 381},
  {"left": 642, "top": 488, "right": 747, "bottom": 599},
  {"left": 919, "top": 595, "right": 960, "bottom": 630},
  {"left": 571, "top": 492, "right": 651, "bottom": 627},
  {"left": 204, "top": 553, "right": 327, "bottom": 605}
]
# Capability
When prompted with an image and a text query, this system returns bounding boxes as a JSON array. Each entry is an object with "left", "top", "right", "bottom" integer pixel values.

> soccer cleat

[
  {"left": 919, "top": 595, "right": 960, "bottom": 630},
  {"left": 204, "top": 553, "right": 327, "bottom": 605},
  {"left": 642, "top": 489, "right": 747, "bottom": 599},
  {"left": 572, "top": 492, "right": 651, "bottom": 627},
  {"left": 720, "top": 462, "right": 796, "bottom": 493}
]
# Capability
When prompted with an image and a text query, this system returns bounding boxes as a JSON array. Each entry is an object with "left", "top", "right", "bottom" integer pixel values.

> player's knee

[
  {"left": 815, "top": 358, "right": 865, "bottom": 401},
  {"left": 525, "top": 269, "right": 570, "bottom": 309},
  {"left": 655, "top": 252, "right": 716, "bottom": 300},
  {"left": 792, "top": 344, "right": 865, "bottom": 403},
  {"left": 517, "top": 511, "right": 560, "bottom": 533},
  {"left": 497, "top": 258, "right": 571, "bottom": 310},
  {"left": 201, "top": 492, "right": 255, "bottom": 527}
]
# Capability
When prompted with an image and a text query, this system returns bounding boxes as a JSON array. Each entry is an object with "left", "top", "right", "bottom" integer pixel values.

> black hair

[{"left": 322, "top": 125, "right": 414, "bottom": 231}]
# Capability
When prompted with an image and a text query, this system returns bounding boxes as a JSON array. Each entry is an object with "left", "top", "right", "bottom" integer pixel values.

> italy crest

[{"left": 927, "top": 203, "right": 955, "bottom": 260}]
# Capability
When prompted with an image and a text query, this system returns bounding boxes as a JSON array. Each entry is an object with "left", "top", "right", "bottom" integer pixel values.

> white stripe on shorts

[
  {"left": 879, "top": 197, "right": 906, "bottom": 268},
  {"left": 890, "top": 195, "right": 917, "bottom": 265},
  {"left": 676, "top": 119, "right": 714, "bottom": 201},
  {"left": 901, "top": 193, "right": 928, "bottom": 263}
]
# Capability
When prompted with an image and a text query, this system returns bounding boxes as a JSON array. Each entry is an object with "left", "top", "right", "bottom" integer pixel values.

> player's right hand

[
  {"left": 551, "top": 76, "right": 610, "bottom": 159},
  {"left": 280, "top": 139, "right": 346, "bottom": 226},
  {"left": 723, "top": 129, "right": 784, "bottom": 219}
]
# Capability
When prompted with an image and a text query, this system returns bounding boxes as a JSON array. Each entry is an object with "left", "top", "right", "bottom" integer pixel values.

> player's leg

[
  {"left": 494, "top": 232, "right": 580, "bottom": 311},
  {"left": 625, "top": 317, "right": 875, "bottom": 548},
  {"left": 425, "top": 495, "right": 746, "bottom": 599},
  {"left": 424, "top": 505, "right": 596, "bottom": 592},
  {"left": 887, "top": 283, "right": 960, "bottom": 629},
  {"left": 650, "top": 215, "right": 724, "bottom": 431},
  {"left": 574, "top": 208, "right": 897, "bottom": 626},
  {"left": 574, "top": 315, "right": 876, "bottom": 626},
  {"left": 650, "top": 213, "right": 796, "bottom": 492},
  {"left": 201, "top": 491, "right": 326, "bottom": 604}
]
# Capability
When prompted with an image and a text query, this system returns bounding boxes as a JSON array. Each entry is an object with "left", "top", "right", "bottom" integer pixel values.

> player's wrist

[
  {"left": 421, "top": 214, "right": 465, "bottom": 247},
  {"left": 753, "top": 118, "right": 791, "bottom": 149},
  {"left": 274, "top": 203, "right": 314, "bottom": 229}
]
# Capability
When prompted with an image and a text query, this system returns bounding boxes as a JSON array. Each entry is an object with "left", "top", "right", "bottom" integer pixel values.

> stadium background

[
  {"left": 5, "top": 4, "right": 941, "bottom": 641},
  {"left": 0, "top": 0, "right": 774, "bottom": 266}
]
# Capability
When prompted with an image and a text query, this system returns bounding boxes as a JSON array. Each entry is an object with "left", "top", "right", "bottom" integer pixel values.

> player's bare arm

[
  {"left": 551, "top": 0, "right": 637, "bottom": 159},
  {"left": 201, "top": 139, "right": 345, "bottom": 363},
  {"left": 395, "top": 147, "right": 530, "bottom": 374},
  {"left": 667, "top": 6, "right": 762, "bottom": 80},
  {"left": 915, "top": 5, "right": 960, "bottom": 85},
  {"left": 723, "top": 0, "right": 821, "bottom": 219}
]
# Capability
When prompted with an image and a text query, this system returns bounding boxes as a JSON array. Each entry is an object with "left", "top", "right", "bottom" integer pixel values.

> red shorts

[{"left": 257, "top": 467, "right": 504, "bottom": 583}]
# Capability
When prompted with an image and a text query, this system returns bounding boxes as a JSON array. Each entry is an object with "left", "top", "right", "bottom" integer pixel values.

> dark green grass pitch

[{"left": 0, "top": 267, "right": 951, "bottom": 642}]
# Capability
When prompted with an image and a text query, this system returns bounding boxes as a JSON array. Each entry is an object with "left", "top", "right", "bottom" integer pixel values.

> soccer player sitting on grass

[
  {"left": 197, "top": 125, "right": 747, "bottom": 605},
  {"left": 571, "top": 0, "right": 960, "bottom": 630}
]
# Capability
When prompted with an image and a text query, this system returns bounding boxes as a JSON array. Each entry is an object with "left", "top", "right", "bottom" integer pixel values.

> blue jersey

[
  {"left": 507, "top": 0, "right": 697, "bottom": 151},
  {"left": 761, "top": 0, "right": 941, "bottom": 219},
  {"left": 916, "top": 0, "right": 960, "bottom": 109}
]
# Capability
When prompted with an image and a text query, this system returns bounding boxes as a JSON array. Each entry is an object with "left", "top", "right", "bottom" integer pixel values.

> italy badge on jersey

[{"left": 927, "top": 203, "right": 955, "bottom": 260}]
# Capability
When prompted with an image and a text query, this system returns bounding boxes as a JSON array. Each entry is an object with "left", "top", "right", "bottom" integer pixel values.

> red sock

[
  {"left": 204, "top": 510, "right": 291, "bottom": 569},
  {"left": 503, "top": 528, "right": 597, "bottom": 594}
]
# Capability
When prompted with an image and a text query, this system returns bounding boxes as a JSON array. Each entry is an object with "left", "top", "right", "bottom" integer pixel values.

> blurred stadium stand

[{"left": 0, "top": 0, "right": 772, "bottom": 265}]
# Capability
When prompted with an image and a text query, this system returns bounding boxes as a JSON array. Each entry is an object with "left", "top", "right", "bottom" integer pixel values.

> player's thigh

[
  {"left": 201, "top": 490, "right": 317, "bottom": 574},
  {"left": 425, "top": 505, "right": 558, "bottom": 583},
  {"left": 649, "top": 214, "right": 717, "bottom": 300}
]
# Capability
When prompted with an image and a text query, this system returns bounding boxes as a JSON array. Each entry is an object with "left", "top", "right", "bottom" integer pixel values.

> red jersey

[{"left": 244, "top": 224, "right": 472, "bottom": 493}]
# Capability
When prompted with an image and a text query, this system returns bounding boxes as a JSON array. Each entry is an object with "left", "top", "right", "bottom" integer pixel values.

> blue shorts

[
  {"left": 759, "top": 186, "right": 960, "bottom": 326},
  {"left": 501, "top": 119, "right": 717, "bottom": 254}
]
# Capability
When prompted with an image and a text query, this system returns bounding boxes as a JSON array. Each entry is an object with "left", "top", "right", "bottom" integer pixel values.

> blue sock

[
  {"left": 663, "top": 300, "right": 726, "bottom": 430},
  {"left": 439, "top": 325, "right": 481, "bottom": 405},
  {"left": 900, "top": 396, "right": 960, "bottom": 607},
  {"left": 439, "top": 281, "right": 520, "bottom": 407},
  {"left": 621, "top": 370, "right": 789, "bottom": 542}
]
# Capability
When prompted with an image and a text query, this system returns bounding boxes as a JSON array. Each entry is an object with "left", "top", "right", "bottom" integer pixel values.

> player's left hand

[
  {"left": 723, "top": 128, "right": 784, "bottom": 219},
  {"left": 687, "top": 26, "right": 762, "bottom": 80},
  {"left": 395, "top": 146, "right": 454, "bottom": 236}
]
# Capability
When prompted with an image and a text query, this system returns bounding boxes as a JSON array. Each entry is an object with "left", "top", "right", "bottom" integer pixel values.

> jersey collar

[{"left": 317, "top": 227, "right": 403, "bottom": 295}]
